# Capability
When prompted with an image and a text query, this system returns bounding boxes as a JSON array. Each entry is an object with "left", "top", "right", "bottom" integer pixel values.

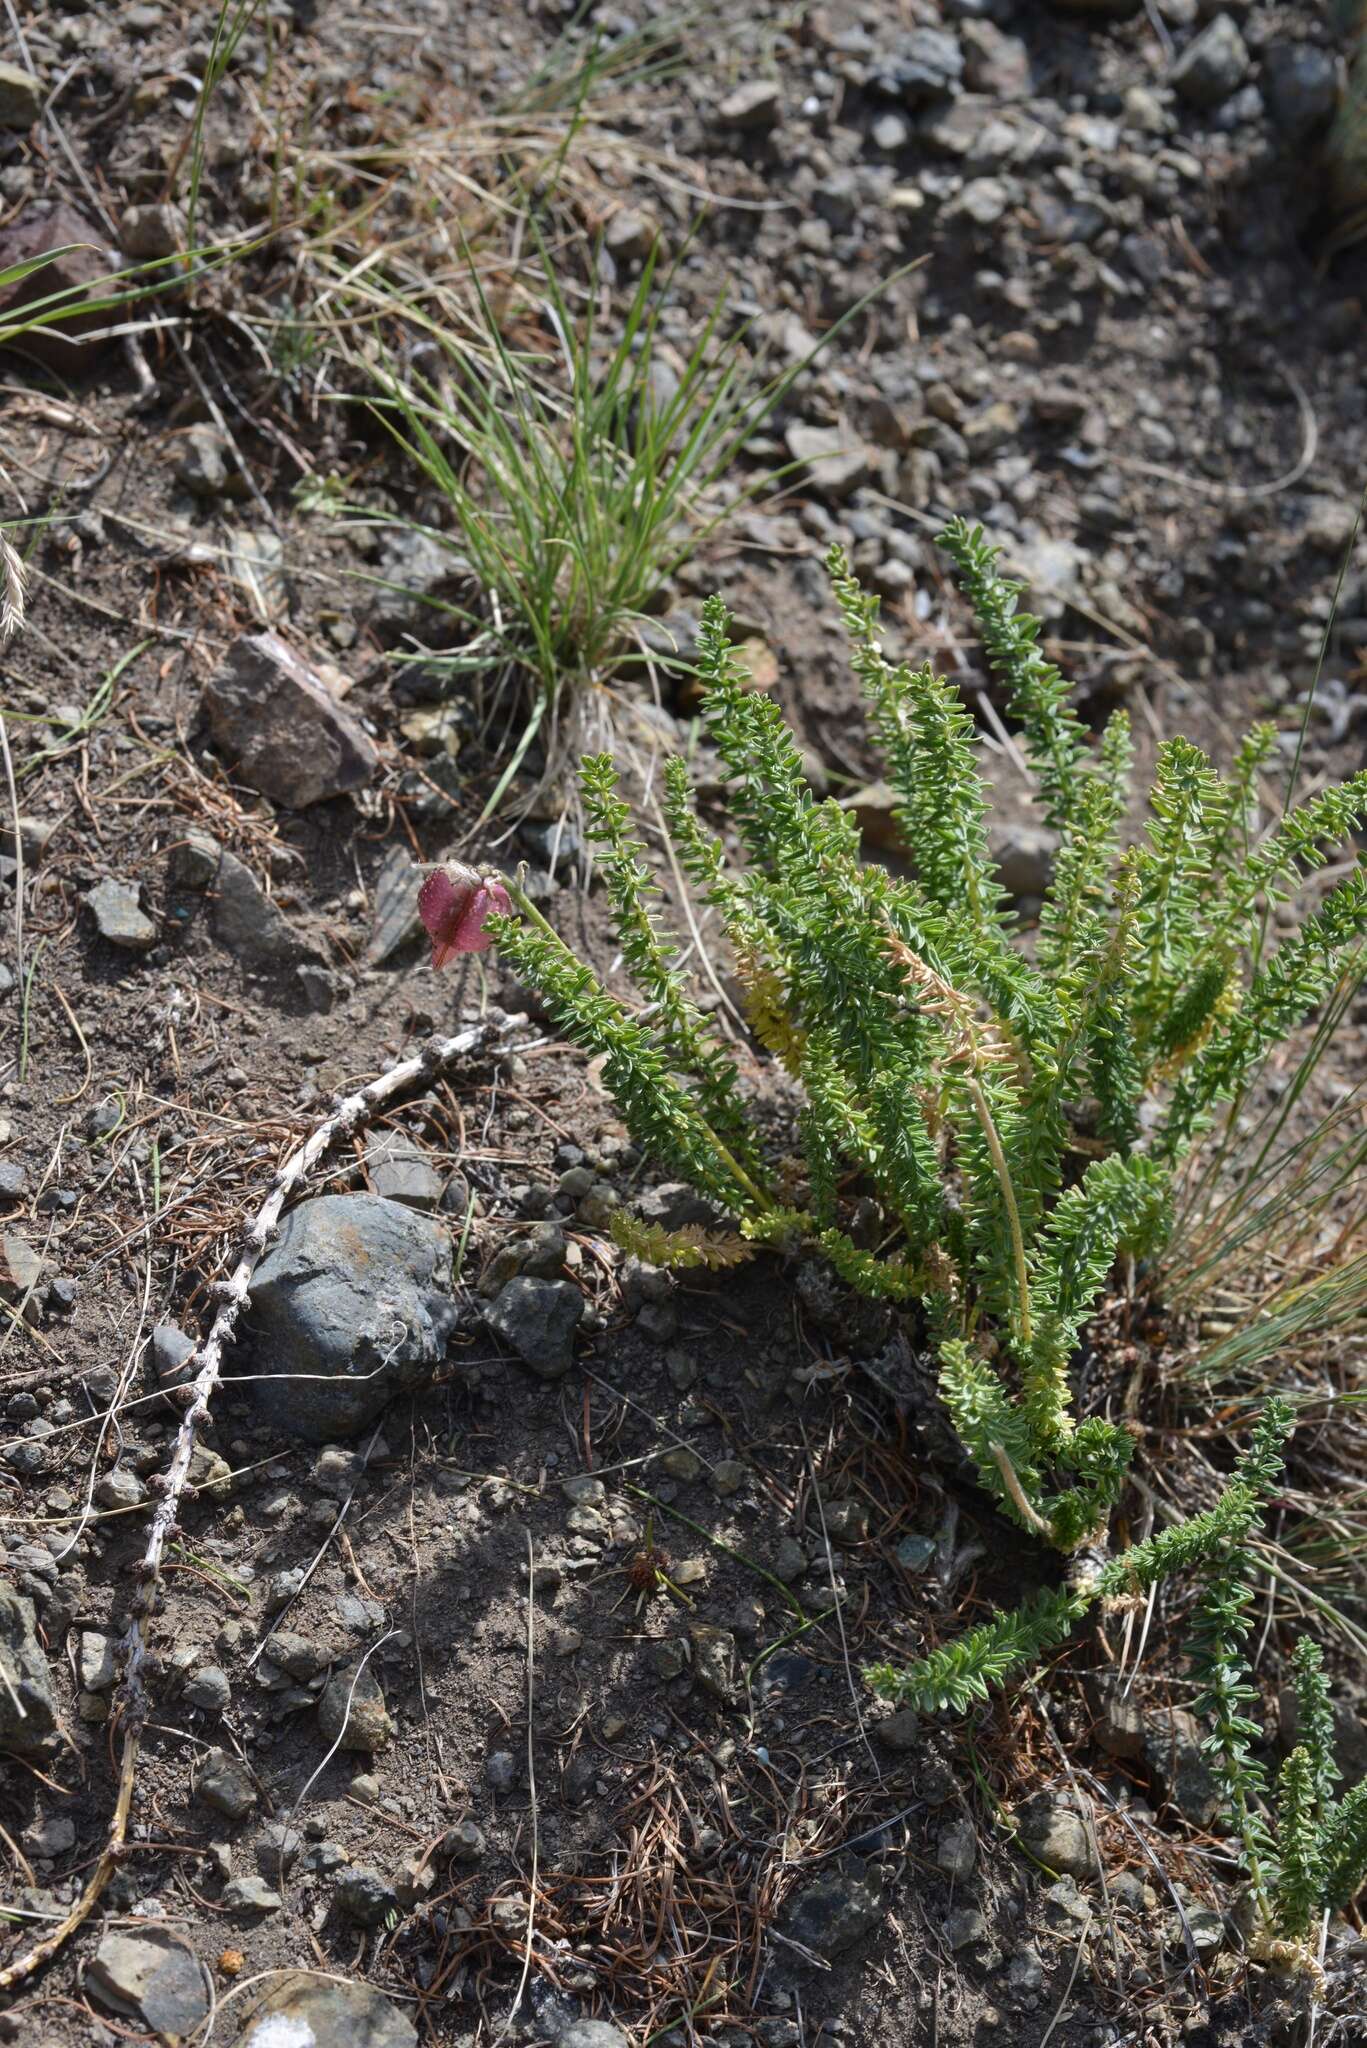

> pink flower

[{"left": 418, "top": 864, "right": 512, "bottom": 968}]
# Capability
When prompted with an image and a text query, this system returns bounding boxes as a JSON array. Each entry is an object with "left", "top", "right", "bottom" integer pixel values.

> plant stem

[{"left": 965, "top": 1073, "right": 1032, "bottom": 1347}]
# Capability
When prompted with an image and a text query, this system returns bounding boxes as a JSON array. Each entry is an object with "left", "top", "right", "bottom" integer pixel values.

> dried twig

[{"left": 0, "top": 1017, "right": 519, "bottom": 1993}]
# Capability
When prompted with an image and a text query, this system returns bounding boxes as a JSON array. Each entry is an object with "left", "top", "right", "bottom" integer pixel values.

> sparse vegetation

[{"left": 480, "top": 527, "right": 1367, "bottom": 1714}]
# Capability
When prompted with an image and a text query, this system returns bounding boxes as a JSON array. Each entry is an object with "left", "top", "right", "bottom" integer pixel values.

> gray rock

[
  {"left": 94, "top": 1468, "right": 146, "bottom": 1513},
  {"left": 1184, "top": 1904, "right": 1226, "bottom": 1955},
  {"left": 269, "top": 1631, "right": 330, "bottom": 1681},
  {"left": 935, "top": 1819, "right": 978, "bottom": 1880},
  {"left": 185, "top": 1665, "right": 231, "bottom": 1712},
  {"left": 946, "top": 1905, "right": 989, "bottom": 1951},
  {"left": 560, "top": 2026, "right": 630, "bottom": 2048},
  {"left": 233, "top": 1970, "right": 417, "bottom": 2048},
  {"left": 649, "top": 1638, "right": 688, "bottom": 1681},
  {"left": 365, "top": 844, "right": 424, "bottom": 965},
  {"left": 299, "top": 1839, "right": 348, "bottom": 1877},
  {"left": 197, "top": 1748, "right": 257, "bottom": 1821},
  {"left": 441, "top": 1817, "right": 486, "bottom": 1862},
  {"left": 717, "top": 80, "right": 781, "bottom": 131},
  {"left": 120, "top": 201, "right": 186, "bottom": 260},
  {"left": 177, "top": 425, "right": 235, "bottom": 499},
  {"left": 241, "top": 1194, "right": 458, "bottom": 1440},
  {"left": 877, "top": 27, "right": 964, "bottom": 106},
  {"left": 711, "top": 1459, "right": 746, "bottom": 1497},
  {"left": 335, "top": 1863, "right": 399, "bottom": 1927},
  {"left": 781, "top": 1859, "right": 885, "bottom": 1957},
  {"left": 0, "top": 814, "right": 47, "bottom": 863},
  {"left": 1042, "top": 1876, "right": 1093, "bottom": 1931},
  {"left": 961, "top": 19, "right": 1030, "bottom": 98},
  {"left": 874, "top": 1708, "right": 920, "bottom": 1753},
  {"left": 1262, "top": 44, "right": 1338, "bottom": 138},
  {"left": 171, "top": 831, "right": 322, "bottom": 970},
  {"left": 1170, "top": 15, "right": 1249, "bottom": 109},
  {"left": 150, "top": 1321, "right": 197, "bottom": 1398},
  {"left": 222, "top": 1874, "right": 282, "bottom": 1913},
  {"left": 1007, "top": 1944, "right": 1046, "bottom": 1995},
  {"left": 822, "top": 1499, "right": 869, "bottom": 1542},
  {"left": 0, "top": 1159, "right": 25, "bottom": 1201},
  {"left": 364, "top": 1130, "right": 443, "bottom": 1210},
  {"left": 1014, "top": 1794, "right": 1099, "bottom": 1880},
  {"left": 86, "top": 878, "right": 156, "bottom": 951},
  {"left": 79, "top": 1631, "right": 117, "bottom": 1693},
  {"left": 605, "top": 208, "right": 658, "bottom": 261},
  {"left": 318, "top": 1665, "right": 393, "bottom": 1752},
  {"left": 1093, "top": 1692, "right": 1146, "bottom": 1761},
  {"left": 689, "top": 1623, "right": 737, "bottom": 1701},
  {"left": 203, "top": 633, "right": 378, "bottom": 809},
  {"left": 297, "top": 962, "right": 348, "bottom": 1011},
  {"left": 784, "top": 422, "right": 868, "bottom": 502},
  {"left": 368, "top": 528, "right": 472, "bottom": 637},
  {"left": 0, "top": 61, "right": 42, "bottom": 129},
  {"left": 0, "top": 1589, "right": 59, "bottom": 1753},
  {"left": 23, "top": 1812, "right": 75, "bottom": 1858},
  {"left": 990, "top": 821, "right": 1056, "bottom": 898},
  {"left": 1144, "top": 1710, "right": 1219, "bottom": 1827},
  {"left": 88, "top": 1928, "right": 209, "bottom": 2035},
  {"left": 486, "top": 1749, "right": 518, "bottom": 1790},
  {"left": 189, "top": 1444, "right": 233, "bottom": 1496},
  {"left": 254, "top": 1824, "right": 303, "bottom": 1878},
  {"left": 949, "top": 177, "right": 1010, "bottom": 228},
  {"left": 486, "top": 1275, "right": 583, "bottom": 1379}
]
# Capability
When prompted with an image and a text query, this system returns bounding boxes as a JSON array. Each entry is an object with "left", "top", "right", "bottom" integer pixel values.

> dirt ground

[{"left": 1, "top": 1, "right": 1365, "bottom": 2045}]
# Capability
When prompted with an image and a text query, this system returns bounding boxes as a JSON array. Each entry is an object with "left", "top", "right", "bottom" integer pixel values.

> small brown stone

[
  {"left": 202, "top": 634, "right": 379, "bottom": 809},
  {"left": 0, "top": 204, "right": 119, "bottom": 368}
]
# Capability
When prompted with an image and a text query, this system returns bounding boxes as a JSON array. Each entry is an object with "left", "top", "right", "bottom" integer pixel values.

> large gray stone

[
  {"left": 784, "top": 422, "right": 867, "bottom": 502},
  {"left": 86, "top": 878, "right": 155, "bottom": 951},
  {"left": 1144, "top": 1709, "right": 1219, "bottom": 1827},
  {"left": 1170, "top": 15, "right": 1249, "bottom": 109},
  {"left": 1262, "top": 44, "right": 1339, "bottom": 139},
  {"left": 1014, "top": 1792, "right": 1100, "bottom": 1880},
  {"left": 241, "top": 1195, "right": 458, "bottom": 1440},
  {"left": 203, "top": 633, "right": 378, "bottom": 808},
  {"left": 365, "top": 844, "right": 424, "bottom": 965},
  {"left": 485, "top": 1276, "right": 583, "bottom": 1379},
  {"left": 169, "top": 831, "right": 322, "bottom": 970},
  {"left": 233, "top": 1970, "right": 417, "bottom": 2048},
  {"left": 364, "top": 1131, "right": 443, "bottom": 1210},
  {"left": 197, "top": 1747, "right": 257, "bottom": 1821},
  {"left": 318, "top": 1665, "right": 393, "bottom": 1753},
  {"left": 559, "top": 2026, "right": 630, "bottom": 2048},
  {"left": 88, "top": 1928, "right": 209, "bottom": 2035},
  {"left": 781, "top": 1859, "right": 886, "bottom": 1957},
  {"left": 0, "top": 1587, "right": 59, "bottom": 1753}
]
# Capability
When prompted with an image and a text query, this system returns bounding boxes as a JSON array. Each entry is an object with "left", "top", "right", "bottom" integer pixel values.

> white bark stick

[{"left": 0, "top": 1018, "right": 518, "bottom": 1992}]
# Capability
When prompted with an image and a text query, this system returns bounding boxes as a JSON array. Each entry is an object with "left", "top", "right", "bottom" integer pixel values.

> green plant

[
  {"left": 458, "top": 525, "right": 1367, "bottom": 1701},
  {"left": 1187, "top": 1538, "right": 1367, "bottom": 1962},
  {"left": 337, "top": 237, "right": 894, "bottom": 805}
]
